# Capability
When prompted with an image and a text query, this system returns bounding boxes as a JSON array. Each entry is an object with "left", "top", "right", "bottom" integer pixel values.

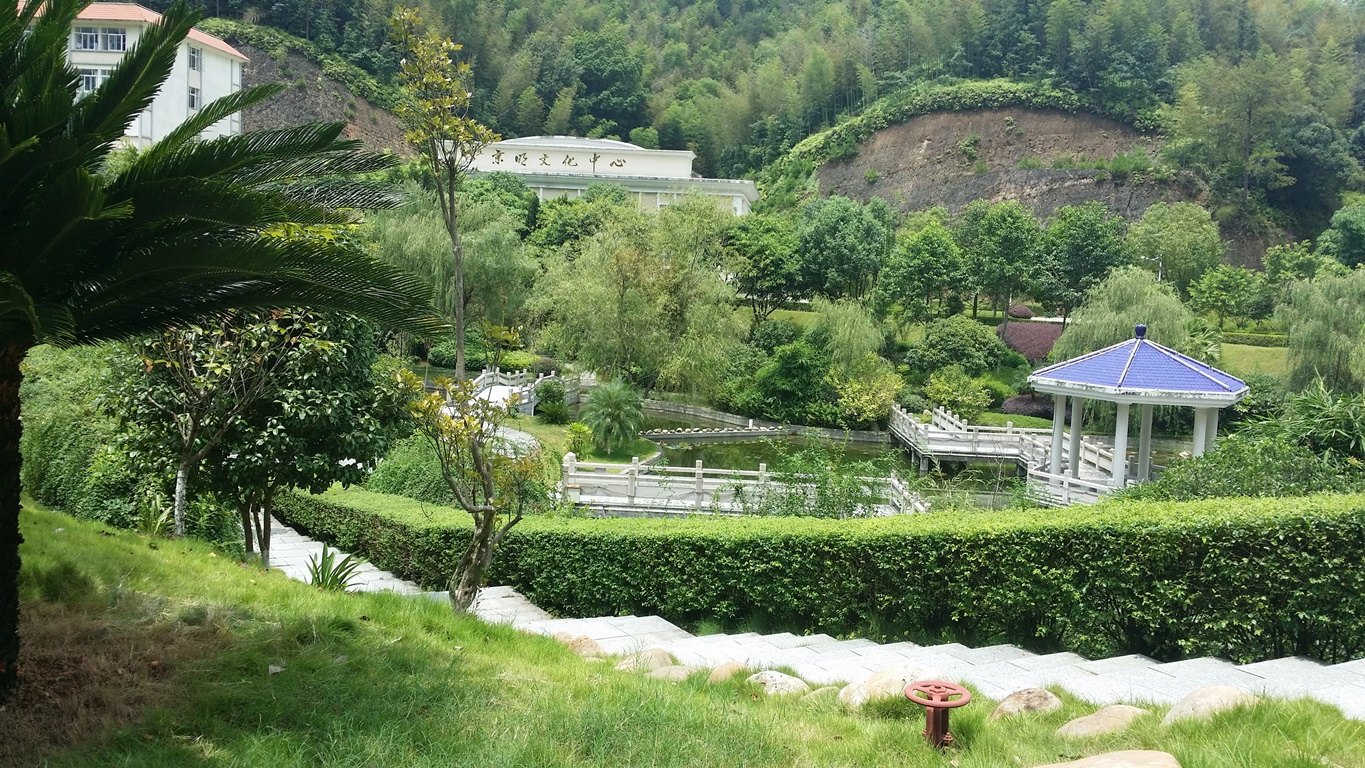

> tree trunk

[
  {"left": 0, "top": 340, "right": 29, "bottom": 707},
  {"left": 260, "top": 487, "right": 275, "bottom": 569},
  {"left": 448, "top": 511, "right": 495, "bottom": 612},
  {"left": 172, "top": 460, "right": 191, "bottom": 537},
  {"left": 240, "top": 501, "right": 254, "bottom": 554}
]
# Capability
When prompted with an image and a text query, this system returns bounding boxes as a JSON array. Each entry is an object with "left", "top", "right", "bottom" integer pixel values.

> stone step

[
  {"left": 1072, "top": 654, "right": 1159, "bottom": 675},
  {"left": 933, "top": 642, "right": 1035, "bottom": 665}
]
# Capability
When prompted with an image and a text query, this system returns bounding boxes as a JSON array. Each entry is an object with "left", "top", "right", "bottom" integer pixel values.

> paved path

[
  {"left": 268, "top": 518, "right": 551, "bottom": 622},
  {"left": 269, "top": 517, "right": 1365, "bottom": 720}
]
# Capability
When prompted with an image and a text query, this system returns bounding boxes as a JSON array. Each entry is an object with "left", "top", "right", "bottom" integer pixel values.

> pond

[{"left": 642, "top": 413, "right": 1023, "bottom": 502}]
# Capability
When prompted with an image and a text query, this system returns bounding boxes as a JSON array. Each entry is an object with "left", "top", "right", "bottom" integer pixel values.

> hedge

[
  {"left": 1222, "top": 332, "right": 1288, "bottom": 348},
  {"left": 275, "top": 487, "right": 1365, "bottom": 665}
]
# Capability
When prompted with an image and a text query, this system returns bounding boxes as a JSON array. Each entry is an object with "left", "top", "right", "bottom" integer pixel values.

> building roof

[
  {"left": 75, "top": 3, "right": 246, "bottom": 60},
  {"left": 1028, "top": 325, "right": 1248, "bottom": 406}
]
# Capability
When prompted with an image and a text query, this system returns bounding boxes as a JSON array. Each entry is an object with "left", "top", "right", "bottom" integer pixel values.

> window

[
  {"left": 101, "top": 27, "right": 126, "bottom": 51},
  {"left": 187, "top": 46, "right": 201, "bottom": 71},
  {"left": 77, "top": 67, "right": 111, "bottom": 99},
  {"left": 74, "top": 27, "right": 99, "bottom": 50},
  {"left": 188, "top": 86, "right": 201, "bottom": 110}
]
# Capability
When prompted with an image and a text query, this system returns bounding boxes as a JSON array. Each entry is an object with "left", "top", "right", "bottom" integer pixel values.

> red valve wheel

[{"left": 904, "top": 680, "right": 973, "bottom": 709}]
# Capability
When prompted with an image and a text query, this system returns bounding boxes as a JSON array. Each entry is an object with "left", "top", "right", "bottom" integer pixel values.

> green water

[{"left": 643, "top": 413, "right": 1019, "bottom": 494}]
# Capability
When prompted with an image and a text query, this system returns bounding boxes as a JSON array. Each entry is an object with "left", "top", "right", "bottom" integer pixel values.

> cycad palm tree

[
  {"left": 0, "top": 0, "right": 445, "bottom": 703},
  {"left": 581, "top": 381, "right": 644, "bottom": 454}
]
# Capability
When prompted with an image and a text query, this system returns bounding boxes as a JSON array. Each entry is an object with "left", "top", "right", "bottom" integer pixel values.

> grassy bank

[{"left": 9, "top": 500, "right": 1365, "bottom": 767}]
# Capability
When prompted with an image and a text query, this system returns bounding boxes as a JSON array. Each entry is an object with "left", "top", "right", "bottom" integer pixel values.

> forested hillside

[{"left": 168, "top": 0, "right": 1364, "bottom": 239}]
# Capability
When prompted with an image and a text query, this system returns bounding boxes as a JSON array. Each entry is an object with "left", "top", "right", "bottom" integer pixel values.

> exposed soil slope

[
  {"left": 818, "top": 107, "right": 1200, "bottom": 220},
  {"left": 235, "top": 44, "right": 411, "bottom": 156}
]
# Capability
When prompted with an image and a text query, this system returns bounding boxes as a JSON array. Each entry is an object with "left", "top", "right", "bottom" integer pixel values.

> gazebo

[{"left": 1027, "top": 325, "right": 1249, "bottom": 489}]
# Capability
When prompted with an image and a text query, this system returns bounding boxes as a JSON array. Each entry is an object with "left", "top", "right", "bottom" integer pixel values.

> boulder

[
  {"left": 747, "top": 670, "right": 811, "bottom": 696},
  {"left": 991, "top": 687, "right": 1063, "bottom": 720},
  {"left": 837, "top": 663, "right": 942, "bottom": 708},
  {"left": 647, "top": 665, "right": 699, "bottom": 682},
  {"left": 1161, "top": 686, "right": 1260, "bottom": 726},
  {"left": 615, "top": 648, "right": 673, "bottom": 673},
  {"left": 707, "top": 662, "right": 746, "bottom": 684},
  {"left": 1056, "top": 705, "right": 1149, "bottom": 738},
  {"left": 1033, "top": 751, "right": 1181, "bottom": 768},
  {"left": 566, "top": 636, "right": 605, "bottom": 659}
]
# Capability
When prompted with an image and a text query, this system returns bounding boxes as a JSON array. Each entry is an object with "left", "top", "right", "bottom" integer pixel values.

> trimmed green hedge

[
  {"left": 275, "top": 487, "right": 1365, "bottom": 664},
  {"left": 1222, "top": 332, "right": 1288, "bottom": 348}
]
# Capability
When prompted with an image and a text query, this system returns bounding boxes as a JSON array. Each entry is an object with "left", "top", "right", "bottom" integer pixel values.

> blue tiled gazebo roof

[{"left": 1028, "top": 325, "right": 1248, "bottom": 406}]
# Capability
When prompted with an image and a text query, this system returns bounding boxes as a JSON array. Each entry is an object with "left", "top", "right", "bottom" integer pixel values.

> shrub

[
  {"left": 275, "top": 487, "right": 1365, "bottom": 664},
  {"left": 1001, "top": 395, "right": 1054, "bottom": 420},
  {"left": 1222, "top": 332, "right": 1288, "bottom": 348},
  {"left": 427, "top": 341, "right": 458, "bottom": 369},
  {"left": 307, "top": 545, "right": 365, "bottom": 591},
  {"left": 911, "top": 316, "right": 1009, "bottom": 375},
  {"left": 535, "top": 380, "right": 570, "bottom": 424},
  {"left": 365, "top": 434, "right": 450, "bottom": 505},
  {"left": 996, "top": 321, "right": 1064, "bottom": 363},
  {"left": 1006, "top": 304, "right": 1034, "bottom": 319},
  {"left": 923, "top": 365, "right": 991, "bottom": 420},
  {"left": 974, "top": 376, "right": 1016, "bottom": 408},
  {"left": 749, "top": 320, "right": 802, "bottom": 354},
  {"left": 1120, "top": 434, "right": 1361, "bottom": 502},
  {"left": 566, "top": 423, "right": 593, "bottom": 455},
  {"left": 896, "top": 391, "right": 929, "bottom": 413},
  {"left": 528, "top": 356, "right": 562, "bottom": 376}
]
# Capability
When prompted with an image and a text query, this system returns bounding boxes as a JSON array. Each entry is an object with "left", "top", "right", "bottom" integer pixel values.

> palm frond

[
  {"left": 65, "top": 237, "right": 448, "bottom": 340},
  {"left": 69, "top": 2, "right": 196, "bottom": 164},
  {"left": 140, "top": 82, "right": 286, "bottom": 157}
]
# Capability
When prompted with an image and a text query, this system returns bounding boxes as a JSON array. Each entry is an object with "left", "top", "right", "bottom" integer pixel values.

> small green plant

[
  {"left": 1002, "top": 115, "right": 1022, "bottom": 136},
  {"left": 956, "top": 134, "right": 980, "bottom": 161},
  {"left": 307, "top": 545, "right": 364, "bottom": 591},
  {"left": 535, "top": 379, "right": 571, "bottom": 424},
  {"left": 973, "top": 160, "right": 988, "bottom": 175},
  {"left": 1017, "top": 155, "right": 1043, "bottom": 170},
  {"left": 863, "top": 168, "right": 879, "bottom": 184},
  {"left": 566, "top": 422, "right": 593, "bottom": 455}
]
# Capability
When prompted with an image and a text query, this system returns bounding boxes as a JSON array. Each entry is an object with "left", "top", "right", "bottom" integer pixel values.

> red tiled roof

[{"left": 74, "top": 3, "right": 247, "bottom": 60}]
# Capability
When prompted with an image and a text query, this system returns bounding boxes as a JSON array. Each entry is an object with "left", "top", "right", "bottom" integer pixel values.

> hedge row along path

[{"left": 271, "top": 517, "right": 1365, "bottom": 719}]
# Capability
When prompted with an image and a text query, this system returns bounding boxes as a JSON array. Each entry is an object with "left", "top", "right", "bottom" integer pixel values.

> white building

[
  {"left": 468, "top": 136, "right": 759, "bottom": 215},
  {"left": 65, "top": 3, "right": 246, "bottom": 147}
]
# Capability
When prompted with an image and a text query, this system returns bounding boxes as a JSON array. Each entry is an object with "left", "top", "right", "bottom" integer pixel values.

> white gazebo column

[
  {"left": 1136, "top": 404, "right": 1154, "bottom": 481},
  {"left": 1112, "top": 402, "right": 1130, "bottom": 488},
  {"left": 1192, "top": 407, "right": 1210, "bottom": 457},
  {"left": 1068, "top": 396, "right": 1084, "bottom": 478},
  {"left": 1049, "top": 395, "right": 1067, "bottom": 474},
  {"left": 1206, "top": 407, "right": 1220, "bottom": 452}
]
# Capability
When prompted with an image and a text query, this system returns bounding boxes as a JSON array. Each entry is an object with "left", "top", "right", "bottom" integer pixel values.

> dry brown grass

[{"left": 0, "top": 601, "right": 224, "bottom": 766}]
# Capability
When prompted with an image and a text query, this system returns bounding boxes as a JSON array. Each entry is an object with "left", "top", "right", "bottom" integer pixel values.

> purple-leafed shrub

[
  {"left": 1002, "top": 395, "right": 1054, "bottom": 419},
  {"left": 1007, "top": 304, "right": 1035, "bottom": 319},
  {"left": 997, "top": 321, "right": 1063, "bottom": 363}
]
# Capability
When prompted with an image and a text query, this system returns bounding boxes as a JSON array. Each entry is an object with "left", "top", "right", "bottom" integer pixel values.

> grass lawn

[
  {"left": 507, "top": 414, "right": 658, "bottom": 464},
  {"left": 974, "top": 411, "right": 1053, "bottom": 429},
  {"left": 10, "top": 501, "right": 1365, "bottom": 767},
  {"left": 768, "top": 308, "right": 820, "bottom": 328},
  {"left": 1221, "top": 343, "right": 1289, "bottom": 379}
]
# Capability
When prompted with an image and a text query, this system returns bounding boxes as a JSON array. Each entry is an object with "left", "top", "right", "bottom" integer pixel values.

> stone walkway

[{"left": 269, "top": 518, "right": 1365, "bottom": 720}]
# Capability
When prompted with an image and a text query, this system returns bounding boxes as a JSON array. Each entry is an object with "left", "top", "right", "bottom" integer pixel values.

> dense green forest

[{"left": 172, "top": 0, "right": 1365, "bottom": 236}]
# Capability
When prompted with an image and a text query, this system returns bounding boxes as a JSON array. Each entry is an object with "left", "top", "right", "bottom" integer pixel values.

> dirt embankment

[
  {"left": 818, "top": 107, "right": 1202, "bottom": 221},
  {"left": 236, "top": 44, "right": 412, "bottom": 156}
]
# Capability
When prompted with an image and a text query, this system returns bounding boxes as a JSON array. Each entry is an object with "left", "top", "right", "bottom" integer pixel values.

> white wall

[{"left": 67, "top": 21, "right": 243, "bottom": 147}]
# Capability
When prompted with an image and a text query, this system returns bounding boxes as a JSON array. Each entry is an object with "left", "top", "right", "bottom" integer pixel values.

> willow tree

[
  {"left": 390, "top": 8, "right": 499, "bottom": 379},
  {"left": 1278, "top": 269, "right": 1365, "bottom": 392},
  {"left": 0, "top": 0, "right": 443, "bottom": 705}
]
